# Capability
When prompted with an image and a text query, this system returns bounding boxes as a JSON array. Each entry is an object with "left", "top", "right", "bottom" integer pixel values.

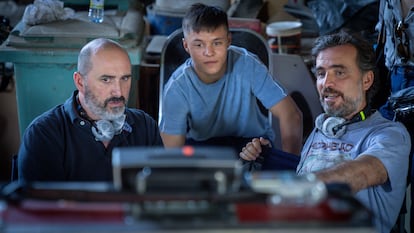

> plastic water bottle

[{"left": 88, "top": 0, "right": 104, "bottom": 23}]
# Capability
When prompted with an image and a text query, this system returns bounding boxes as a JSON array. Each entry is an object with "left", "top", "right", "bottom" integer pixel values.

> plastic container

[
  {"left": 88, "top": 0, "right": 104, "bottom": 23},
  {"left": 266, "top": 21, "right": 302, "bottom": 54}
]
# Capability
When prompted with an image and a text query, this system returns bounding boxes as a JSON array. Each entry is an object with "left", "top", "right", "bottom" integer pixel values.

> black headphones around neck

[{"left": 315, "top": 106, "right": 372, "bottom": 138}]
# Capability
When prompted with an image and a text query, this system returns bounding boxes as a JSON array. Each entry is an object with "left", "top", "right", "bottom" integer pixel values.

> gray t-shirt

[
  {"left": 159, "top": 45, "right": 287, "bottom": 142},
  {"left": 297, "top": 111, "right": 411, "bottom": 233}
]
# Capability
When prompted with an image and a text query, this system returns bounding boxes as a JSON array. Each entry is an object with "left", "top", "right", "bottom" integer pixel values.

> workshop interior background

[{"left": 0, "top": 0, "right": 380, "bottom": 182}]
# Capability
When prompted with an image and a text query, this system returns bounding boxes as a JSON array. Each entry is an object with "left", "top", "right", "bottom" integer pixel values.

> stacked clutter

[
  {"left": 22, "top": 0, "right": 75, "bottom": 26},
  {"left": 146, "top": 0, "right": 231, "bottom": 35},
  {"left": 8, "top": 0, "right": 144, "bottom": 49}
]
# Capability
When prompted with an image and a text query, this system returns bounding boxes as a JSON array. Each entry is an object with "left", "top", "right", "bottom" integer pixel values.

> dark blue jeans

[
  {"left": 185, "top": 136, "right": 300, "bottom": 171},
  {"left": 379, "top": 65, "right": 414, "bottom": 231},
  {"left": 380, "top": 66, "right": 414, "bottom": 119},
  {"left": 379, "top": 65, "right": 414, "bottom": 175}
]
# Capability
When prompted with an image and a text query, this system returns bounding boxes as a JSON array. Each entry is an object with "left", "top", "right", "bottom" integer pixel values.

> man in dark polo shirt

[{"left": 17, "top": 38, "right": 163, "bottom": 182}]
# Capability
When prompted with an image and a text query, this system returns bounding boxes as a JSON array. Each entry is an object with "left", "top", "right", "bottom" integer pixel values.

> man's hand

[{"left": 239, "top": 137, "right": 271, "bottom": 161}]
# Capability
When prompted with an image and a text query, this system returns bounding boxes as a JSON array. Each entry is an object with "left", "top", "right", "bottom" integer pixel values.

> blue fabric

[
  {"left": 17, "top": 91, "right": 163, "bottom": 183},
  {"left": 379, "top": 66, "right": 414, "bottom": 177},
  {"left": 379, "top": 66, "right": 414, "bottom": 233},
  {"left": 377, "top": 1, "right": 414, "bottom": 231},
  {"left": 185, "top": 136, "right": 299, "bottom": 171},
  {"left": 261, "top": 147, "right": 300, "bottom": 171},
  {"left": 377, "top": 0, "right": 414, "bottom": 69}
]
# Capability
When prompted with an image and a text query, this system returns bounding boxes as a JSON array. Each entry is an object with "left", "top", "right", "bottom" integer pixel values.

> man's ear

[
  {"left": 363, "top": 70, "right": 374, "bottom": 91},
  {"left": 227, "top": 32, "right": 232, "bottom": 47},
  {"left": 182, "top": 38, "right": 189, "bottom": 53},
  {"left": 73, "top": 71, "right": 84, "bottom": 92}
]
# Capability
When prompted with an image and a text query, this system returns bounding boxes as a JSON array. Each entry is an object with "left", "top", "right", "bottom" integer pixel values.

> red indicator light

[{"left": 182, "top": 146, "right": 194, "bottom": 157}]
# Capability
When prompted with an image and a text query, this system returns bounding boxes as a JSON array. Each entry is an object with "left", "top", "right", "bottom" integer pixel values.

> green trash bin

[{"left": 0, "top": 8, "right": 144, "bottom": 137}]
